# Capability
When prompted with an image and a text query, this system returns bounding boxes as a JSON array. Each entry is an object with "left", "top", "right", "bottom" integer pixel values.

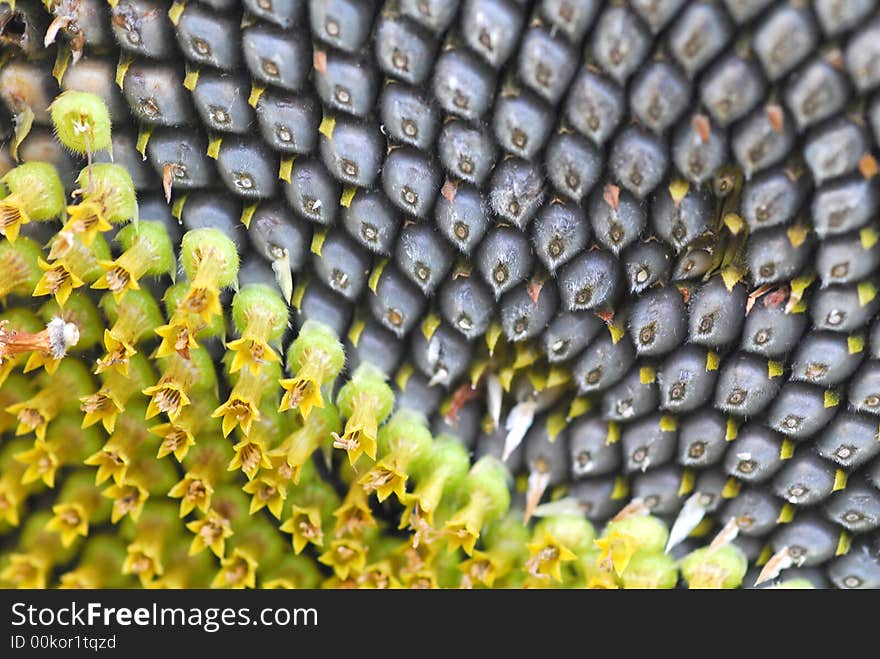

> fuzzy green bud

[
  {"left": 75, "top": 164, "right": 137, "bottom": 220},
  {"left": 595, "top": 514, "right": 670, "bottom": 577},
  {"left": 681, "top": 544, "right": 748, "bottom": 589},
  {"left": 59, "top": 535, "right": 129, "bottom": 588},
  {"left": 176, "top": 229, "right": 239, "bottom": 325},
  {"left": 50, "top": 90, "right": 113, "bottom": 155},
  {"left": 0, "top": 162, "right": 66, "bottom": 241},
  {"left": 527, "top": 515, "right": 595, "bottom": 583},
  {"left": 162, "top": 281, "right": 226, "bottom": 339},
  {"left": 333, "top": 363, "right": 395, "bottom": 463},
  {"left": 93, "top": 221, "right": 175, "bottom": 300},
  {"left": 401, "top": 434, "right": 471, "bottom": 531},
  {"left": 536, "top": 516, "right": 596, "bottom": 557},
  {"left": 65, "top": 164, "right": 137, "bottom": 245},
  {"left": 0, "top": 237, "right": 43, "bottom": 299},
  {"left": 620, "top": 552, "right": 678, "bottom": 589},
  {"left": 232, "top": 284, "right": 289, "bottom": 340},
  {"left": 180, "top": 228, "right": 239, "bottom": 288},
  {"left": 277, "top": 403, "right": 341, "bottom": 485},
  {"left": 360, "top": 410, "right": 433, "bottom": 502},
  {"left": 279, "top": 320, "right": 346, "bottom": 419},
  {"left": 227, "top": 284, "right": 289, "bottom": 376},
  {"left": 445, "top": 456, "right": 512, "bottom": 555}
]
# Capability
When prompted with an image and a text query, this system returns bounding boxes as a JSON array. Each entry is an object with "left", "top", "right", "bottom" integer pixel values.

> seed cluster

[{"left": 2, "top": 0, "right": 880, "bottom": 589}]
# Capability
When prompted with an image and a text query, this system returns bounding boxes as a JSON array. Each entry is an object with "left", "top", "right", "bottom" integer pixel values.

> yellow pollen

[
  {"left": 186, "top": 480, "right": 207, "bottom": 502},
  {"left": 239, "top": 444, "right": 262, "bottom": 474},
  {"left": 162, "top": 430, "right": 188, "bottom": 452},
  {"left": 225, "top": 561, "right": 248, "bottom": 585},
  {"left": 59, "top": 507, "right": 81, "bottom": 527},
  {"left": 17, "top": 407, "right": 44, "bottom": 430},
  {"left": 153, "top": 387, "right": 182, "bottom": 414},
  {"left": 104, "top": 265, "right": 131, "bottom": 292},
  {"left": 129, "top": 555, "right": 153, "bottom": 575},
  {"left": 298, "top": 521, "right": 321, "bottom": 540}
]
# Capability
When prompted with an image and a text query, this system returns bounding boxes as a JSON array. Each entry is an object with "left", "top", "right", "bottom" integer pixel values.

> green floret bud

[
  {"left": 100, "top": 289, "right": 165, "bottom": 345},
  {"left": 0, "top": 162, "right": 66, "bottom": 241},
  {"left": 89, "top": 235, "right": 112, "bottom": 261},
  {"left": 75, "top": 164, "right": 137, "bottom": 224},
  {"left": 526, "top": 515, "right": 595, "bottom": 583},
  {"left": 95, "top": 221, "right": 175, "bottom": 300},
  {"left": 436, "top": 548, "right": 467, "bottom": 588},
  {"left": 288, "top": 320, "right": 346, "bottom": 375},
  {"left": 279, "top": 320, "right": 346, "bottom": 419},
  {"left": 277, "top": 403, "right": 341, "bottom": 484},
  {"left": 52, "top": 358, "right": 96, "bottom": 400},
  {"left": 620, "top": 552, "right": 679, "bottom": 589},
  {"left": 2, "top": 162, "right": 66, "bottom": 218},
  {"left": 602, "top": 515, "right": 670, "bottom": 552},
  {"left": 294, "top": 466, "right": 341, "bottom": 512},
  {"left": 536, "top": 516, "right": 596, "bottom": 557},
  {"left": 0, "top": 368, "right": 34, "bottom": 404},
  {"left": 232, "top": 284, "right": 289, "bottom": 341},
  {"left": 251, "top": 394, "right": 293, "bottom": 440},
  {"left": 336, "top": 363, "right": 395, "bottom": 420},
  {"left": 180, "top": 228, "right": 240, "bottom": 289},
  {"left": 0, "top": 308, "right": 43, "bottom": 333},
  {"left": 401, "top": 434, "right": 471, "bottom": 530},
  {"left": 333, "top": 363, "right": 395, "bottom": 464},
  {"left": 464, "top": 456, "right": 513, "bottom": 518},
  {"left": 173, "top": 229, "right": 239, "bottom": 329},
  {"left": 115, "top": 221, "right": 168, "bottom": 256},
  {"left": 483, "top": 512, "right": 531, "bottom": 557},
  {"left": 50, "top": 90, "right": 113, "bottom": 155},
  {"left": 376, "top": 409, "right": 433, "bottom": 458},
  {"left": 681, "top": 544, "right": 748, "bottom": 589},
  {"left": 444, "top": 456, "right": 512, "bottom": 555},
  {"left": 59, "top": 534, "right": 129, "bottom": 588},
  {"left": 162, "top": 282, "right": 225, "bottom": 339},
  {"left": 461, "top": 512, "right": 531, "bottom": 587},
  {"left": 596, "top": 515, "right": 670, "bottom": 577},
  {"left": 262, "top": 554, "right": 323, "bottom": 589},
  {"left": 125, "top": 353, "right": 157, "bottom": 390},
  {"left": 227, "top": 284, "right": 290, "bottom": 376},
  {"left": 0, "top": 237, "right": 44, "bottom": 298},
  {"left": 360, "top": 410, "right": 433, "bottom": 502},
  {"left": 410, "top": 433, "right": 471, "bottom": 483}
]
